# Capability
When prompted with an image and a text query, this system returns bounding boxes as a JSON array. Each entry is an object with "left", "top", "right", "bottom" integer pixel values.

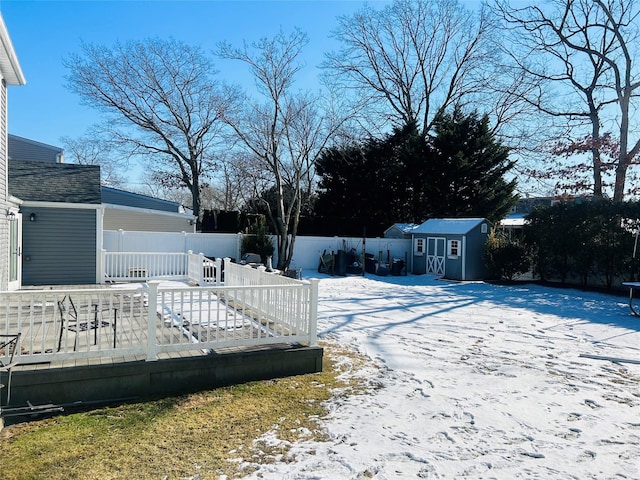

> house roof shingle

[{"left": 9, "top": 162, "right": 101, "bottom": 204}]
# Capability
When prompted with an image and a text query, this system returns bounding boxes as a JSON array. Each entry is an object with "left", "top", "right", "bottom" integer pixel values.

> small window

[
  {"left": 448, "top": 240, "right": 459, "bottom": 258},
  {"left": 481, "top": 223, "right": 488, "bottom": 234},
  {"left": 414, "top": 238, "right": 425, "bottom": 256}
]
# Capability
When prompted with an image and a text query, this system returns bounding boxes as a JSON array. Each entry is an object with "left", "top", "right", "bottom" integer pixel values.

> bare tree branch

[{"left": 64, "top": 37, "right": 240, "bottom": 221}]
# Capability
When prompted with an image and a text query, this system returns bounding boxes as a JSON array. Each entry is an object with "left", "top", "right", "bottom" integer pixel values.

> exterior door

[
  {"left": 426, "top": 237, "right": 445, "bottom": 276},
  {"left": 8, "top": 212, "right": 22, "bottom": 290}
]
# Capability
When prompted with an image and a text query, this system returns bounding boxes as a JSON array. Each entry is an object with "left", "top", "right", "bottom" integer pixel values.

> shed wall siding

[
  {"left": 443, "top": 234, "right": 464, "bottom": 280},
  {"left": 21, "top": 207, "right": 97, "bottom": 285},
  {"left": 0, "top": 79, "right": 7, "bottom": 289},
  {"left": 465, "top": 224, "right": 490, "bottom": 280}
]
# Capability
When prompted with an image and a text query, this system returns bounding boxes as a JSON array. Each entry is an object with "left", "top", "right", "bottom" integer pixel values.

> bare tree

[
  {"left": 64, "top": 38, "right": 238, "bottom": 221},
  {"left": 495, "top": 0, "right": 640, "bottom": 201},
  {"left": 324, "top": 0, "right": 492, "bottom": 137},
  {"left": 60, "top": 130, "right": 127, "bottom": 187},
  {"left": 218, "top": 29, "right": 350, "bottom": 269}
]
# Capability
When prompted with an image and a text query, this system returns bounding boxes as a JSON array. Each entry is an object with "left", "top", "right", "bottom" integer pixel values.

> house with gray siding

[
  {"left": 9, "top": 162, "right": 102, "bottom": 285},
  {"left": 6, "top": 132, "right": 197, "bottom": 285},
  {"left": 0, "top": 14, "right": 26, "bottom": 291},
  {"left": 411, "top": 218, "right": 492, "bottom": 281}
]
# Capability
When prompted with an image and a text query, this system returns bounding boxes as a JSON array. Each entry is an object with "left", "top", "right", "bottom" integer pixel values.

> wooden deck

[{"left": 1, "top": 278, "right": 322, "bottom": 418}]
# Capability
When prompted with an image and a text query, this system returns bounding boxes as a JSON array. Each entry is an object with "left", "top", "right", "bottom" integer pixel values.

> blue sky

[{"left": 0, "top": 0, "right": 382, "bottom": 150}]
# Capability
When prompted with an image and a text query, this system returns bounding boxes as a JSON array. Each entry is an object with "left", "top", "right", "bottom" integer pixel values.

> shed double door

[{"left": 426, "top": 237, "right": 445, "bottom": 275}]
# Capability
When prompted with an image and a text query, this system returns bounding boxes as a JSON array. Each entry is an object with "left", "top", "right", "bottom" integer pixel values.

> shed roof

[
  {"left": 385, "top": 223, "right": 419, "bottom": 234},
  {"left": 9, "top": 162, "right": 101, "bottom": 204},
  {"left": 412, "top": 218, "right": 488, "bottom": 235}
]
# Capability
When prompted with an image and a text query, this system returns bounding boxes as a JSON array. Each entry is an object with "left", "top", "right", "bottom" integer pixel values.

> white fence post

[
  {"left": 215, "top": 257, "right": 222, "bottom": 284},
  {"left": 236, "top": 233, "right": 243, "bottom": 262},
  {"left": 308, "top": 278, "right": 319, "bottom": 347},
  {"left": 146, "top": 281, "right": 159, "bottom": 361},
  {"left": 224, "top": 257, "right": 233, "bottom": 285}
]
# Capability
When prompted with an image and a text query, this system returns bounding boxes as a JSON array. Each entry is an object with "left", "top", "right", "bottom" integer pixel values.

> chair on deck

[
  {"left": 0, "top": 333, "right": 21, "bottom": 407},
  {"left": 57, "top": 296, "right": 113, "bottom": 351}
]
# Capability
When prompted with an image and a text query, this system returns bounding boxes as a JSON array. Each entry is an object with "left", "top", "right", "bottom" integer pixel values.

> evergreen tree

[
  {"left": 314, "top": 109, "right": 518, "bottom": 235},
  {"left": 426, "top": 108, "right": 518, "bottom": 222},
  {"left": 315, "top": 123, "right": 427, "bottom": 236}
]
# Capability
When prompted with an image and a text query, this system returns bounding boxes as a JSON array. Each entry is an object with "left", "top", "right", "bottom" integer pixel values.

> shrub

[
  {"left": 484, "top": 229, "right": 530, "bottom": 281},
  {"left": 241, "top": 220, "right": 274, "bottom": 264}
]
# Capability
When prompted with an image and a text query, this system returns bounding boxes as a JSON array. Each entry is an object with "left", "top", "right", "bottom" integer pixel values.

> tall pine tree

[
  {"left": 314, "top": 109, "right": 518, "bottom": 235},
  {"left": 315, "top": 123, "right": 427, "bottom": 236},
  {"left": 426, "top": 108, "right": 518, "bottom": 222}
]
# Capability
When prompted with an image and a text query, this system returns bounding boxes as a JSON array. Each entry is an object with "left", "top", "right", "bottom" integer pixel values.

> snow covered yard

[{"left": 244, "top": 274, "right": 640, "bottom": 479}]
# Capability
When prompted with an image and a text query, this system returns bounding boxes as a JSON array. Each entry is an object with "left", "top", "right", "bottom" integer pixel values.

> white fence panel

[
  {"left": 104, "top": 230, "right": 412, "bottom": 271},
  {"left": 104, "top": 230, "right": 241, "bottom": 260},
  {"left": 287, "top": 236, "right": 412, "bottom": 271},
  {"left": 185, "top": 233, "right": 241, "bottom": 259}
]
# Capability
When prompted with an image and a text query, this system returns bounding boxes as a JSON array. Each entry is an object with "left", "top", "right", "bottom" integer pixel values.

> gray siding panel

[
  {"left": 21, "top": 207, "right": 96, "bottom": 285},
  {"left": 8, "top": 134, "right": 63, "bottom": 162}
]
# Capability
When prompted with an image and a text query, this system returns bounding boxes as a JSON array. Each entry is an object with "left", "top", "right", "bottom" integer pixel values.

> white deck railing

[
  {"left": 0, "top": 273, "right": 318, "bottom": 366},
  {"left": 103, "top": 251, "right": 222, "bottom": 285}
]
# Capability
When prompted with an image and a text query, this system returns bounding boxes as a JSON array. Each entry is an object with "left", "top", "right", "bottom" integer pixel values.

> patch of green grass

[{"left": 0, "top": 342, "right": 374, "bottom": 480}]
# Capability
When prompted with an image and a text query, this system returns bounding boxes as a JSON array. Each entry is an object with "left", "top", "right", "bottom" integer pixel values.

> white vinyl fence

[
  {"left": 104, "top": 230, "right": 412, "bottom": 271},
  {"left": 1, "top": 264, "right": 318, "bottom": 365}
]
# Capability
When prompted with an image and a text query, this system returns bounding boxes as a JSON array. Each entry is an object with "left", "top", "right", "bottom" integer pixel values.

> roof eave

[{"left": 0, "top": 14, "right": 26, "bottom": 86}]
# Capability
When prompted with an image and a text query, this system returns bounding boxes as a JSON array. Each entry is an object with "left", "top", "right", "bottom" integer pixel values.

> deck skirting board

[{"left": 5, "top": 345, "right": 323, "bottom": 409}]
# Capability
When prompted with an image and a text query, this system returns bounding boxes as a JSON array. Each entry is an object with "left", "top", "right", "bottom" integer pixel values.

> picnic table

[{"left": 622, "top": 282, "right": 640, "bottom": 316}]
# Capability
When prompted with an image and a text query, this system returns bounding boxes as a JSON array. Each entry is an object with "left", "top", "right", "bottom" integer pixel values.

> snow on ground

[{"left": 243, "top": 274, "right": 640, "bottom": 479}]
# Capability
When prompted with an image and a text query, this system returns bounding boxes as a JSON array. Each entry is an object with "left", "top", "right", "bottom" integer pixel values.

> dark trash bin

[
  {"left": 335, "top": 249, "right": 348, "bottom": 276},
  {"left": 391, "top": 259, "right": 405, "bottom": 276},
  {"left": 364, "top": 253, "right": 377, "bottom": 274}
]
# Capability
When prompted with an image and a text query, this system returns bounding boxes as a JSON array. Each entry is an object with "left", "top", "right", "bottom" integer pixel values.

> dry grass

[{"left": 0, "top": 342, "right": 374, "bottom": 480}]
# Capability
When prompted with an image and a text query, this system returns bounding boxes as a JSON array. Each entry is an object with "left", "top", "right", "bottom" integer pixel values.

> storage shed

[{"left": 411, "top": 218, "right": 492, "bottom": 281}]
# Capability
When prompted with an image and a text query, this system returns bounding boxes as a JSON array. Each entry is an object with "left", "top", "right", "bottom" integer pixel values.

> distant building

[
  {"left": 8, "top": 134, "right": 64, "bottom": 163},
  {"left": 383, "top": 223, "right": 419, "bottom": 239}
]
